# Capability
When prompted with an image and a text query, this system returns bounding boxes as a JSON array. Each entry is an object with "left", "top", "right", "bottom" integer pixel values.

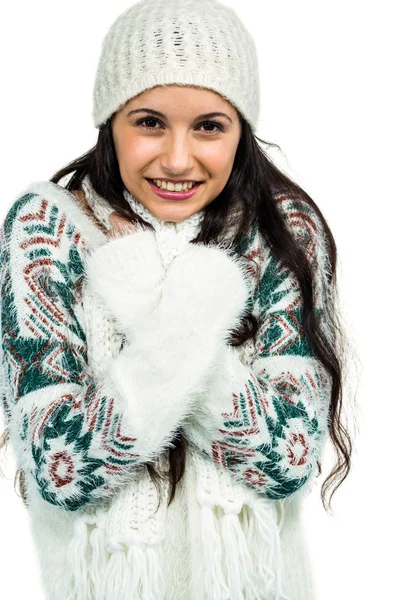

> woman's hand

[
  {"left": 106, "top": 211, "right": 138, "bottom": 238},
  {"left": 154, "top": 243, "right": 252, "bottom": 339},
  {"left": 85, "top": 212, "right": 164, "bottom": 335}
]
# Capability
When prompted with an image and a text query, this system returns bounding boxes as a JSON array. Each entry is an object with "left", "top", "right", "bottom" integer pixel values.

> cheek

[
  {"left": 116, "top": 135, "right": 155, "bottom": 168},
  {"left": 201, "top": 144, "right": 236, "bottom": 177}
]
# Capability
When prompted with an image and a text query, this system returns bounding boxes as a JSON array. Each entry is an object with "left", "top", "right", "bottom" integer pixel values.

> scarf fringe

[
  {"left": 246, "top": 496, "right": 293, "bottom": 600},
  {"left": 62, "top": 512, "right": 165, "bottom": 600},
  {"left": 199, "top": 504, "right": 231, "bottom": 599},
  {"left": 197, "top": 496, "right": 293, "bottom": 600},
  {"left": 63, "top": 516, "right": 92, "bottom": 600},
  {"left": 103, "top": 542, "right": 163, "bottom": 600},
  {"left": 88, "top": 517, "right": 107, "bottom": 598},
  {"left": 220, "top": 512, "right": 260, "bottom": 600}
]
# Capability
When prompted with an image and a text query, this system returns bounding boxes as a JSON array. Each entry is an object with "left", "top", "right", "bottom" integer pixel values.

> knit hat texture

[{"left": 92, "top": 0, "right": 260, "bottom": 132}]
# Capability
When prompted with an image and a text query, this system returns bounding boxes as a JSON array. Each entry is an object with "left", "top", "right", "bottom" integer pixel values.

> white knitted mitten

[
  {"left": 84, "top": 229, "right": 165, "bottom": 335},
  {"left": 149, "top": 241, "right": 252, "bottom": 342},
  {"left": 83, "top": 235, "right": 251, "bottom": 459}
]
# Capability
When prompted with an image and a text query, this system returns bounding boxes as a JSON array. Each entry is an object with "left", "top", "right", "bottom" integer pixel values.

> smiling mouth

[
  {"left": 145, "top": 178, "right": 202, "bottom": 187},
  {"left": 145, "top": 178, "right": 203, "bottom": 200}
]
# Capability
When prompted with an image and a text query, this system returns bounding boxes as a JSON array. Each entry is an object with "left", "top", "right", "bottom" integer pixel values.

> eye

[
  {"left": 136, "top": 117, "right": 161, "bottom": 130},
  {"left": 135, "top": 118, "right": 225, "bottom": 134},
  {"left": 199, "top": 121, "right": 225, "bottom": 133}
]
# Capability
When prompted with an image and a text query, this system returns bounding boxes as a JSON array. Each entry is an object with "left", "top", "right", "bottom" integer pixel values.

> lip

[{"left": 146, "top": 178, "right": 202, "bottom": 200}]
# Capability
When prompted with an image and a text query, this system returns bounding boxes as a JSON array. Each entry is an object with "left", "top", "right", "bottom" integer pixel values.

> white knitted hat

[{"left": 92, "top": 0, "right": 260, "bottom": 132}]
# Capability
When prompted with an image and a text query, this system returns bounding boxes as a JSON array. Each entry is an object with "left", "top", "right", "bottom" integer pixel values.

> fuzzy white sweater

[{"left": 0, "top": 176, "right": 334, "bottom": 599}]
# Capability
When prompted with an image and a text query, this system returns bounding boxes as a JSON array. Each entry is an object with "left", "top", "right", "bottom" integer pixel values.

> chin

[{"left": 152, "top": 204, "right": 198, "bottom": 223}]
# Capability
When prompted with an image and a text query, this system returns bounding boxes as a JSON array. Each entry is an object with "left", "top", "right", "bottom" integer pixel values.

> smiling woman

[
  {"left": 110, "top": 85, "right": 242, "bottom": 223},
  {"left": 0, "top": 0, "right": 354, "bottom": 599}
]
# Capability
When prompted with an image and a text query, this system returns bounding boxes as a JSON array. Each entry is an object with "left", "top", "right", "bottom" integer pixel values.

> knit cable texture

[{"left": 92, "top": 0, "right": 260, "bottom": 131}]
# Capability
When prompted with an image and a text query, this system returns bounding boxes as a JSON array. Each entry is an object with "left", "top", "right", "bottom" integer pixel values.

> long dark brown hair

[{"left": 0, "top": 109, "right": 357, "bottom": 516}]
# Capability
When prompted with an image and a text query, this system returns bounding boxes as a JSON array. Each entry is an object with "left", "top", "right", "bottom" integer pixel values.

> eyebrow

[{"left": 126, "top": 108, "right": 233, "bottom": 123}]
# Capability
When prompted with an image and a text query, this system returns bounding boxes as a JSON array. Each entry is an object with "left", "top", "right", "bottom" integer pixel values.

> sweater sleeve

[
  {"left": 181, "top": 198, "right": 334, "bottom": 500},
  {"left": 0, "top": 191, "right": 238, "bottom": 513}
]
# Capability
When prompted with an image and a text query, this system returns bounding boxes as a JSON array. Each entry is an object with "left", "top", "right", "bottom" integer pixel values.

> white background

[{"left": 0, "top": 1, "right": 399, "bottom": 598}]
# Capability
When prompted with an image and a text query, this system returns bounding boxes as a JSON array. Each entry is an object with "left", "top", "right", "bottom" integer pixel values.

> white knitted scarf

[{"left": 61, "top": 176, "right": 296, "bottom": 600}]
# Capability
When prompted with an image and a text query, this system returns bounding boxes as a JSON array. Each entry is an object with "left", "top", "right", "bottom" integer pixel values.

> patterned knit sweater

[{"left": 0, "top": 177, "right": 333, "bottom": 600}]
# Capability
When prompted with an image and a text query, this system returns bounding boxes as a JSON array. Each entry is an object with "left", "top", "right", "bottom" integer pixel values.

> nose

[{"left": 159, "top": 132, "right": 195, "bottom": 177}]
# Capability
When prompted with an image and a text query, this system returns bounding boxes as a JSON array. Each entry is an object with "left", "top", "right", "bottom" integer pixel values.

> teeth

[{"left": 153, "top": 179, "right": 195, "bottom": 191}]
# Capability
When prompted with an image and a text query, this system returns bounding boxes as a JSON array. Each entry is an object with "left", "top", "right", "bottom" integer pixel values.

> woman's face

[{"left": 111, "top": 85, "right": 242, "bottom": 223}]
